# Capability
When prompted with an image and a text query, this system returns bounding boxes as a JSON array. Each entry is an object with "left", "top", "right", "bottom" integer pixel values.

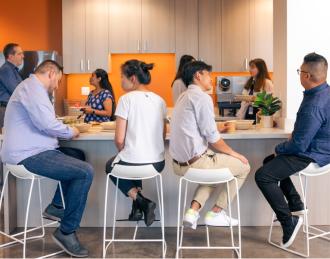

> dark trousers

[
  {"left": 255, "top": 154, "right": 314, "bottom": 224},
  {"left": 106, "top": 156, "right": 165, "bottom": 196},
  {"left": 19, "top": 147, "right": 93, "bottom": 233}
]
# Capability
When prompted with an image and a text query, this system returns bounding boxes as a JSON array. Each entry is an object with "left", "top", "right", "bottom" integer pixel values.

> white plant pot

[{"left": 260, "top": 115, "right": 273, "bottom": 128}]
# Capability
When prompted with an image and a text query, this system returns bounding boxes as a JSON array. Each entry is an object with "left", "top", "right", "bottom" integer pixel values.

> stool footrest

[{"left": 35, "top": 250, "right": 65, "bottom": 259}]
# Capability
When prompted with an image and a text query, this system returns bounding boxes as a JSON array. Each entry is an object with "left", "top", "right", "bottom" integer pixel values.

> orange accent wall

[
  {"left": 67, "top": 53, "right": 177, "bottom": 106},
  {"left": 0, "top": 0, "right": 62, "bottom": 53},
  {"left": 67, "top": 55, "right": 256, "bottom": 107}
]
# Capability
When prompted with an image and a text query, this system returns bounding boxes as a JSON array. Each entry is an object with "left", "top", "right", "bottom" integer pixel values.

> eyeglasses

[{"left": 297, "top": 69, "right": 310, "bottom": 76}]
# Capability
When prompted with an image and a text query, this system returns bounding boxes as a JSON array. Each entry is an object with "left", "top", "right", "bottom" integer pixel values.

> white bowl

[
  {"left": 74, "top": 123, "right": 92, "bottom": 133},
  {"left": 235, "top": 120, "right": 254, "bottom": 130},
  {"left": 100, "top": 121, "right": 116, "bottom": 130}
]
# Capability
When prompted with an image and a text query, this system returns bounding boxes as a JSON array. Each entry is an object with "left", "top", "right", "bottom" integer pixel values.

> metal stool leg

[
  {"left": 176, "top": 177, "right": 184, "bottom": 259},
  {"left": 235, "top": 178, "right": 242, "bottom": 258},
  {"left": 227, "top": 181, "right": 235, "bottom": 249},
  {"left": 111, "top": 178, "right": 120, "bottom": 243},
  {"left": 158, "top": 175, "right": 166, "bottom": 258},
  {"left": 102, "top": 174, "right": 110, "bottom": 258},
  {"left": 37, "top": 179, "right": 46, "bottom": 238},
  {"left": 23, "top": 177, "right": 35, "bottom": 258}
]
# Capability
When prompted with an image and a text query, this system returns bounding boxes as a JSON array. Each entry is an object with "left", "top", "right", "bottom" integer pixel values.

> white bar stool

[
  {"left": 176, "top": 168, "right": 241, "bottom": 258},
  {"left": 0, "top": 164, "right": 66, "bottom": 258},
  {"left": 268, "top": 162, "right": 330, "bottom": 257},
  {"left": 103, "top": 164, "right": 166, "bottom": 258}
]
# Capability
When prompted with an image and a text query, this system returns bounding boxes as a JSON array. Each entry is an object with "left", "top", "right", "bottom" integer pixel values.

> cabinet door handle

[
  {"left": 245, "top": 58, "right": 248, "bottom": 71},
  {"left": 80, "top": 59, "right": 84, "bottom": 71},
  {"left": 87, "top": 59, "right": 90, "bottom": 71},
  {"left": 143, "top": 41, "right": 147, "bottom": 52},
  {"left": 137, "top": 40, "right": 140, "bottom": 52}
]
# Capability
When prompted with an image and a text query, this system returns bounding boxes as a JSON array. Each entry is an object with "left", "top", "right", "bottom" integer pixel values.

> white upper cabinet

[
  {"left": 142, "top": 0, "right": 175, "bottom": 53},
  {"left": 108, "top": 0, "right": 175, "bottom": 54},
  {"left": 198, "top": 0, "right": 222, "bottom": 71},
  {"left": 62, "top": 0, "right": 86, "bottom": 74},
  {"left": 221, "top": 0, "right": 250, "bottom": 72},
  {"left": 85, "top": 0, "right": 109, "bottom": 72},
  {"left": 62, "top": 0, "right": 109, "bottom": 73},
  {"left": 174, "top": 0, "right": 199, "bottom": 67},
  {"left": 250, "top": 0, "right": 273, "bottom": 71},
  {"left": 108, "top": 0, "right": 142, "bottom": 53},
  {"left": 62, "top": 0, "right": 273, "bottom": 73}
]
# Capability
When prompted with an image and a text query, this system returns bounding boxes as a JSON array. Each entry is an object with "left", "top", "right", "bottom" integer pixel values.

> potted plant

[{"left": 253, "top": 91, "right": 282, "bottom": 128}]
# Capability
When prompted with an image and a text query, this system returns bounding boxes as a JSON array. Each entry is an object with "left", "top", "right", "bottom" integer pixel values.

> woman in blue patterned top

[{"left": 83, "top": 69, "right": 116, "bottom": 123}]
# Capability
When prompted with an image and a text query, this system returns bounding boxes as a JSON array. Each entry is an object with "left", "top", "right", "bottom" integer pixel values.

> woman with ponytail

[
  {"left": 83, "top": 68, "right": 116, "bottom": 122},
  {"left": 105, "top": 59, "right": 167, "bottom": 227}
]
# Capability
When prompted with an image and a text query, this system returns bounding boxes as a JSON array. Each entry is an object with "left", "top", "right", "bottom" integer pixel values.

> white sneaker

[
  {"left": 183, "top": 209, "right": 200, "bottom": 230},
  {"left": 204, "top": 210, "right": 239, "bottom": 226}
]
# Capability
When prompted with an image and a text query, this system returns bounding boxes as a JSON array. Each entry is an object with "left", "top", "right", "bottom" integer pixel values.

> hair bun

[{"left": 140, "top": 62, "right": 154, "bottom": 71}]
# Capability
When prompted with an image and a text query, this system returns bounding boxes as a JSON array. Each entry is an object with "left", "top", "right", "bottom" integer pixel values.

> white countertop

[{"left": 60, "top": 126, "right": 291, "bottom": 141}]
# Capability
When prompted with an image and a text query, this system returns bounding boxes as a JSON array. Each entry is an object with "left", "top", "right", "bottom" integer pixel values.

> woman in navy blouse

[{"left": 83, "top": 69, "right": 116, "bottom": 123}]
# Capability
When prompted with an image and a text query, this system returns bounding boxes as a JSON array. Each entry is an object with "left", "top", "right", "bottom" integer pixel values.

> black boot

[
  {"left": 128, "top": 200, "right": 143, "bottom": 221},
  {"left": 135, "top": 192, "right": 156, "bottom": 226}
]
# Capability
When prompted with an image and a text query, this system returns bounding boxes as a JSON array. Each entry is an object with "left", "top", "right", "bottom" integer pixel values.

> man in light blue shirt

[{"left": 1, "top": 60, "right": 93, "bottom": 258}]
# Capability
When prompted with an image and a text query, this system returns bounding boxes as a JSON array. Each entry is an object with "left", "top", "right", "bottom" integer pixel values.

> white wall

[{"left": 274, "top": 0, "right": 330, "bottom": 123}]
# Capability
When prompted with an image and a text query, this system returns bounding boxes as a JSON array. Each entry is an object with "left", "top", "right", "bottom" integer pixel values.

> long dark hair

[
  {"left": 172, "top": 55, "right": 195, "bottom": 87},
  {"left": 244, "top": 58, "right": 271, "bottom": 92},
  {"left": 121, "top": 59, "right": 154, "bottom": 84},
  {"left": 94, "top": 68, "right": 116, "bottom": 120}
]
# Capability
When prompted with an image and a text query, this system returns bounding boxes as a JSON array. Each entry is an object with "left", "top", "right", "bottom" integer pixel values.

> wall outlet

[{"left": 81, "top": 86, "right": 90, "bottom": 96}]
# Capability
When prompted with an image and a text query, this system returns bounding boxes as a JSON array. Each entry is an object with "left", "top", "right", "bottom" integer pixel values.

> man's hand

[
  {"left": 230, "top": 151, "right": 249, "bottom": 165},
  {"left": 217, "top": 122, "right": 230, "bottom": 133},
  {"left": 71, "top": 126, "right": 80, "bottom": 138}
]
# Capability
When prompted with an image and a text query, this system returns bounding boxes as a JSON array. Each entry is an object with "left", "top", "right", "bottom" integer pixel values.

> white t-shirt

[{"left": 115, "top": 91, "right": 167, "bottom": 163}]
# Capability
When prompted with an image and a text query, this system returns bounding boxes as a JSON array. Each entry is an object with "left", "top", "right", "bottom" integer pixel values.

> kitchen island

[{"left": 2, "top": 126, "right": 330, "bottom": 232}]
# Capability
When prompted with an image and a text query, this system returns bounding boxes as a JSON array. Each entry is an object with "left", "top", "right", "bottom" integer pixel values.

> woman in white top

[
  {"left": 236, "top": 58, "right": 274, "bottom": 121},
  {"left": 105, "top": 59, "right": 167, "bottom": 226},
  {"left": 172, "top": 55, "right": 195, "bottom": 104}
]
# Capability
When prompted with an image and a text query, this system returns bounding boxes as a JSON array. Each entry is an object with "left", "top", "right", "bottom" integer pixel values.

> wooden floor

[{"left": 0, "top": 226, "right": 329, "bottom": 258}]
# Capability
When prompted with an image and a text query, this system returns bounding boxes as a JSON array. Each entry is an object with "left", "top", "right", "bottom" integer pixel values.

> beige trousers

[{"left": 172, "top": 149, "right": 250, "bottom": 209}]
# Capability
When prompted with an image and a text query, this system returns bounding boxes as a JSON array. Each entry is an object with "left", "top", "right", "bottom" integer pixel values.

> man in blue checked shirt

[{"left": 255, "top": 53, "right": 330, "bottom": 249}]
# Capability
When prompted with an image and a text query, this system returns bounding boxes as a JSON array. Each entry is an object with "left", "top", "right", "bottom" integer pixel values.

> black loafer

[
  {"left": 52, "top": 228, "right": 88, "bottom": 258},
  {"left": 128, "top": 200, "right": 143, "bottom": 221},
  {"left": 136, "top": 192, "right": 156, "bottom": 226}
]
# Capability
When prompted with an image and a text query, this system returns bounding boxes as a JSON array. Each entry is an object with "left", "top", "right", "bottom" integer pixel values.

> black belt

[{"left": 0, "top": 101, "right": 7, "bottom": 107}]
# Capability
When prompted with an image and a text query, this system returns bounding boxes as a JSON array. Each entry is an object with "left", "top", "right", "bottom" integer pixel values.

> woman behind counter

[
  {"left": 236, "top": 58, "right": 274, "bottom": 121},
  {"left": 83, "top": 69, "right": 116, "bottom": 123},
  {"left": 172, "top": 55, "right": 195, "bottom": 104}
]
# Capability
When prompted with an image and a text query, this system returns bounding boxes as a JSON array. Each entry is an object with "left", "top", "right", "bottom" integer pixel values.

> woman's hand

[{"left": 82, "top": 106, "right": 94, "bottom": 114}]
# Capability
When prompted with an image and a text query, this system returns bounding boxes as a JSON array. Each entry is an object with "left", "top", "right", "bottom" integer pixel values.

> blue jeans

[
  {"left": 19, "top": 147, "right": 94, "bottom": 233},
  {"left": 105, "top": 156, "right": 165, "bottom": 196}
]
